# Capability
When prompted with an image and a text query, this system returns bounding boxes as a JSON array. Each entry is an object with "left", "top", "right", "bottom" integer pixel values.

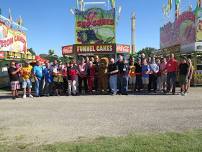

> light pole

[{"left": 131, "top": 12, "right": 136, "bottom": 54}]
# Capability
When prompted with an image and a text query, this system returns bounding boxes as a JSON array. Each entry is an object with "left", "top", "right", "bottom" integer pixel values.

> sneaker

[
  {"left": 29, "top": 94, "right": 33, "bottom": 98},
  {"left": 181, "top": 92, "right": 185, "bottom": 96},
  {"left": 23, "top": 94, "right": 27, "bottom": 99},
  {"left": 12, "top": 96, "right": 16, "bottom": 100}
]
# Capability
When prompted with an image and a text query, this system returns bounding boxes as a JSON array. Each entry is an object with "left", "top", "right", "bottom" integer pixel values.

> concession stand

[
  {"left": 159, "top": 4, "right": 202, "bottom": 85},
  {"left": 0, "top": 12, "right": 35, "bottom": 88},
  {"left": 62, "top": 0, "right": 130, "bottom": 61}
]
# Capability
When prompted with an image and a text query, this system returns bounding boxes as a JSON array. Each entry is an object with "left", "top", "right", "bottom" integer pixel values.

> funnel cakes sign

[{"left": 75, "top": 44, "right": 115, "bottom": 54}]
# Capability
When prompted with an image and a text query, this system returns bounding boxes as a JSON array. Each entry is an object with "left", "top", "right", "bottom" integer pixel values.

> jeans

[
  {"left": 43, "top": 81, "right": 53, "bottom": 96},
  {"left": 109, "top": 75, "right": 117, "bottom": 94},
  {"left": 167, "top": 72, "right": 176, "bottom": 93},
  {"left": 68, "top": 80, "right": 77, "bottom": 95},
  {"left": 118, "top": 75, "right": 128, "bottom": 94},
  {"left": 35, "top": 78, "right": 43, "bottom": 96}
]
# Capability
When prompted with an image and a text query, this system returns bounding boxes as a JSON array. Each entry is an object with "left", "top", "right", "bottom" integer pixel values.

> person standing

[
  {"left": 179, "top": 57, "right": 189, "bottom": 96},
  {"left": 8, "top": 61, "right": 21, "bottom": 100},
  {"left": 51, "top": 60, "right": 59, "bottom": 96},
  {"left": 62, "top": 63, "right": 68, "bottom": 94},
  {"left": 186, "top": 58, "right": 194, "bottom": 93},
  {"left": 108, "top": 58, "right": 118, "bottom": 95},
  {"left": 43, "top": 62, "right": 53, "bottom": 97},
  {"left": 33, "top": 61, "right": 43, "bottom": 97},
  {"left": 148, "top": 57, "right": 159, "bottom": 93},
  {"left": 54, "top": 67, "right": 64, "bottom": 96},
  {"left": 129, "top": 58, "right": 136, "bottom": 92},
  {"left": 142, "top": 59, "right": 150, "bottom": 92},
  {"left": 67, "top": 61, "right": 78, "bottom": 96},
  {"left": 160, "top": 58, "right": 167, "bottom": 93},
  {"left": 134, "top": 58, "right": 142, "bottom": 92},
  {"left": 166, "top": 54, "right": 178, "bottom": 95},
  {"left": 87, "top": 61, "right": 95, "bottom": 94},
  {"left": 156, "top": 59, "right": 161, "bottom": 91},
  {"left": 93, "top": 56, "right": 100, "bottom": 92},
  {"left": 117, "top": 56, "right": 129, "bottom": 95},
  {"left": 21, "top": 61, "right": 33, "bottom": 99},
  {"left": 78, "top": 58, "right": 88, "bottom": 94}
]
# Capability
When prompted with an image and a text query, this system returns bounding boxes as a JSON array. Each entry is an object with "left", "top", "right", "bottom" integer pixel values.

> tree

[
  {"left": 137, "top": 47, "right": 158, "bottom": 58},
  {"left": 28, "top": 48, "right": 36, "bottom": 55},
  {"left": 48, "top": 49, "right": 55, "bottom": 56}
]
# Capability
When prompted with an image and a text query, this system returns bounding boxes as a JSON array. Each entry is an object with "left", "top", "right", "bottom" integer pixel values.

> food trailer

[
  {"left": 0, "top": 12, "right": 35, "bottom": 88},
  {"left": 159, "top": 5, "right": 202, "bottom": 85}
]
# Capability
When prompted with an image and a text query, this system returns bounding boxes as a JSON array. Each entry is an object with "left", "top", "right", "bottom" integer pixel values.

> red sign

[
  {"left": 0, "top": 52, "right": 4, "bottom": 59},
  {"left": 116, "top": 45, "right": 130, "bottom": 53},
  {"left": 75, "top": 44, "right": 115, "bottom": 54},
  {"left": 62, "top": 45, "right": 73, "bottom": 55}
]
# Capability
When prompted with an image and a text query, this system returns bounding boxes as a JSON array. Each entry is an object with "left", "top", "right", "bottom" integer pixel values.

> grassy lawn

[{"left": 0, "top": 130, "right": 202, "bottom": 152}]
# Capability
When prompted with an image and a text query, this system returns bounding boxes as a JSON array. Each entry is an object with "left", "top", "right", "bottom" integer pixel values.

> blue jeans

[
  {"left": 118, "top": 75, "right": 129, "bottom": 94},
  {"left": 167, "top": 72, "right": 176, "bottom": 93},
  {"left": 109, "top": 75, "right": 117, "bottom": 94},
  {"left": 35, "top": 78, "right": 43, "bottom": 96}
]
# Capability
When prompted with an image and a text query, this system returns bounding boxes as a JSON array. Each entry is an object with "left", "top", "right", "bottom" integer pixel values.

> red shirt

[
  {"left": 68, "top": 67, "right": 77, "bottom": 80},
  {"left": 166, "top": 59, "right": 178, "bottom": 73}
]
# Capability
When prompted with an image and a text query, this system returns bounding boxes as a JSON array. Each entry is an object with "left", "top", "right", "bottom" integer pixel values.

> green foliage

[
  {"left": 137, "top": 47, "right": 158, "bottom": 58},
  {"left": 27, "top": 48, "right": 36, "bottom": 56}
]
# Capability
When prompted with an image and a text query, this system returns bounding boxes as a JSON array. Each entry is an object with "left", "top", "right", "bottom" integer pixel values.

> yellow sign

[{"left": 0, "top": 22, "right": 27, "bottom": 53}]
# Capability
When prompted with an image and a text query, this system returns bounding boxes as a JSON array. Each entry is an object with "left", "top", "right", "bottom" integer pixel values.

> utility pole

[
  {"left": 131, "top": 12, "right": 136, "bottom": 54},
  {"left": 198, "top": 0, "right": 201, "bottom": 8}
]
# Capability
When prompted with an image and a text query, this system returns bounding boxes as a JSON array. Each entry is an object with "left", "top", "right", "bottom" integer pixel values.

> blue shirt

[
  {"left": 33, "top": 65, "right": 43, "bottom": 79},
  {"left": 142, "top": 65, "right": 150, "bottom": 78},
  {"left": 43, "top": 68, "right": 53, "bottom": 83}
]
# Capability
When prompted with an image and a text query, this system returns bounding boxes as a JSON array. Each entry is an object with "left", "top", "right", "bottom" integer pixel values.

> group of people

[{"left": 7, "top": 53, "right": 193, "bottom": 99}]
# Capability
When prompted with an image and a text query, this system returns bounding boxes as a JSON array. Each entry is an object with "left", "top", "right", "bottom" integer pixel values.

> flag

[
  {"left": 110, "top": 0, "right": 115, "bottom": 8},
  {"left": 168, "top": 0, "right": 172, "bottom": 10},
  {"left": 163, "top": 0, "right": 173, "bottom": 16},
  {"left": 175, "top": 0, "right": 180, "bottom": 5},
  {"left": 8, "top": 8, "right": 12, "bottom": 22}
]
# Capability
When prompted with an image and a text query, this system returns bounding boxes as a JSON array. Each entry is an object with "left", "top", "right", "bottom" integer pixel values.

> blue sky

[{"left": 0, "top": 0, "right": 197, "bottom": 55}]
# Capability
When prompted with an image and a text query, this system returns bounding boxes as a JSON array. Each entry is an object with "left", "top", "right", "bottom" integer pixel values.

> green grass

[{"left": 0, "top": 130, "right": 202, "bottom": 152}]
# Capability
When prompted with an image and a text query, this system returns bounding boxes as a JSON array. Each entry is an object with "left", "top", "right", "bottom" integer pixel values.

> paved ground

[{"left": 0, "top": 88, "right": 202, "bottom": 145}]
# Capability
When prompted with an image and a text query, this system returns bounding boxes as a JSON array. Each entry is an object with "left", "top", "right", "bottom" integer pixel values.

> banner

[
  {"left": 160, "top": 11, "right": 195, "bottom": 49},
  {"left": 110, "top": 0, "right": 116, "bottom": 8},
  {"left": 0, "top": 51, "right": 4, "bottom": 59},
  {"left": 0, "top": 22, "right": 27, "bottom": 53},
  {"left": 75, "top": 44, "right": 115, "bottom": 54},
  {"left": 62, "top": 45, "right": 73, "bottom": 55},
  {"left": 195, "top": 8, "right": 202, "bottom": 42},
  {"left": 75, "top": 8, "right": 115, "bottom": 44},
  {"left": 116, "top": 44, "right": 130, "bottom": 53},
  {"left": 163, "top": 0, "right": 173, "bottom": 16}
]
